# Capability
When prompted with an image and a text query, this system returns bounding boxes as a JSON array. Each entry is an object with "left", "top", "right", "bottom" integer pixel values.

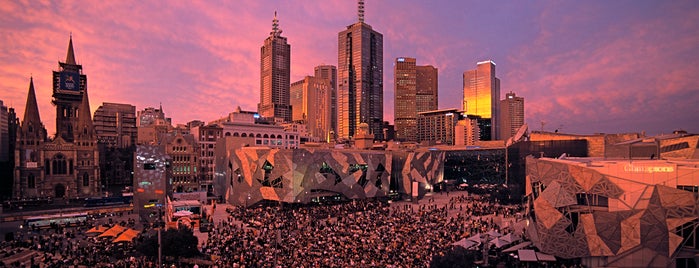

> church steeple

[
  {"left": 22, "top": 77, "right": 41, "bottom": 125},
  {"left": 66, "top": 34, "right": 76, "bottom": 65},
  {"left": 20, "top": 77, "right": 46, "bottom": 140},
  {"left": 75, "top": 87, "right": 94, "bottom": 140}
]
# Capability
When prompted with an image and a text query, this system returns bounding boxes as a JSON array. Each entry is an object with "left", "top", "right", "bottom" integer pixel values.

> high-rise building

[
  {"left": 259, "top": 12, "right": 292, "bottom": 122},
  {"left": 191, "top": 124, "right": 222, "bottom": 193},
  {"left": 290, "top": 76, "right": 332, "bottom": 142},
  {"left": 93, "top": 102, "right": 137, "bottom": 148},
  {"left": 394, "top": 57, "right": 438, "bottom": 141},
  {"left": 455, "top": 116, "right": 481, "bottom": 146},
  {"left": 337, "top": 0, "right": 384, "bottom": 141},
  {"left": 499, "top": 91, "right": 524, "bottom": 142},
  {"left": 137, "top": 106, "right": 172, "bottom": 145},
  {"left": 0, "top": 100, "right": 9, "bottom": 162},
  {"left": 463, "top": 60, "right": 500, "bottom": 141},
  {"left": 314, "top": 65, "right": 337, "bottom": 139},
  {"left": 417, "top": 108, "right": 461, "bottom": 146}
]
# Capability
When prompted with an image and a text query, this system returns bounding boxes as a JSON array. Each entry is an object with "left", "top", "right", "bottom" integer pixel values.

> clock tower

[{"left": 52, "top": 35, "right": 87, "bottom": 142}]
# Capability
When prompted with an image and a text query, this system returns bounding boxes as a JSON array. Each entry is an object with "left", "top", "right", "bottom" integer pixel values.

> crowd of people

[
  {"left": 0, "top": 212, "right": 155, "bottom": 267},
  {"left": 2, "top": 190, "right": 528, "bottom": 267},
  {"left": 202, "top": 192, "right": 524, "bottom": 267}
]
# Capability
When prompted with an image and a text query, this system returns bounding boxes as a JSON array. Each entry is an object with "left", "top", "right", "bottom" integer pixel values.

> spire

[
  {"left": 271, "top": 11, "right": 282, "bottom": 37},
  {"left": 66, "top": 34, "right": 76, "bottom": 65},
  {"left": 358, "top": 0, "right": 365, "bottom": 23},
  {"left": 22, "top": 77, "right": 42, "bottom": 125},
  {"left": 76, "top": 87, "right": 94, "bottom": 140}
]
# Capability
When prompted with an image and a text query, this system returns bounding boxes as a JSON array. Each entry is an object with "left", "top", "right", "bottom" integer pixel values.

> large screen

[{"left": 60, "top": 72, "right": 81, "bottom": 91}]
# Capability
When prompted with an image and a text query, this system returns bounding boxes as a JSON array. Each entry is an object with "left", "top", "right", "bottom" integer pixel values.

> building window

[
  {"left": 52, "top": 154, "right": 68, "bottom": 175},
  {"left": 82, "top": 173, "right": 90, "bottom": 187},
  {"left": 28, "top": 174, "right": 35, "bottom": 188}
]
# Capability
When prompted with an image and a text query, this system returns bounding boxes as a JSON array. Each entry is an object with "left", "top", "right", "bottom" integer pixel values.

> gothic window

[
  {"left": 44, "top": 159, "right": 50, "bottom": 175},
  {"left": 28, "top": 174, "right": 35, "bottom": 188},
  {"left": 82, "top": 173, "right": 89, "bottom": 187},
  {"left": 52, "top": 154, "right": 67, "bottom": 175}
]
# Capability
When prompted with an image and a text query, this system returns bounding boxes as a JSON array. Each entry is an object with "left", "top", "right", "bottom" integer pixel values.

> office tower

[
  {"left": 499, "top": 91, "right": 524, "bottom": 142},
  {"left": 93, "top": 103, "right": 137, "bottom": 148},
  {"left": 136, "top": 106, "right": 172, "bottom": 145},
  {"left": 394, "top": 57, "right": 438, "bottom": 141},
  {"left": 455, "top": 116, "right": 481, "bottom": 146},
  {"left": 190, "top": 124, "right": 222, "bottom": 193},
  {"left": 417, "top": 108, "right": 461, "bottom": 145},
  {"left": 259, "top": 12, "right": 292, "bottom": 122},
  {"left": 463, "top": 60, "right": 500, "bottom": 141},
  {"left": 338, "top": 0, "right": 384, "bottom": 141},
  {"left": 0, "top": 100, "right": 9, "bottom": 162},
  {"left": 314, "top": 65, "right": 337, "bottom": 139},
  {"left": 290, "top": 76, "right": 332, "bottom": 141}
]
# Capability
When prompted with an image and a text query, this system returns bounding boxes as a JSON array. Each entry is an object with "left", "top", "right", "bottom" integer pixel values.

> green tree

[
  {"left": 136, "top": 228, "right": 201, "bottom": 259},
  {"left": 430, "top": 246, "right": 477, "bottom": 268}
]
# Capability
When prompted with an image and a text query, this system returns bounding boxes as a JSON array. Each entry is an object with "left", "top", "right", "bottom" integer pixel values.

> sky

[{"left": 1, "top": 0, "right": 698, "bottom": 137}]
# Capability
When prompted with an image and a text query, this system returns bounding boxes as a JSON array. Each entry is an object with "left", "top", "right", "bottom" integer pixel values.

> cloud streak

[{"left": 1, "top": 0, "right": 697, "bottom": 137}]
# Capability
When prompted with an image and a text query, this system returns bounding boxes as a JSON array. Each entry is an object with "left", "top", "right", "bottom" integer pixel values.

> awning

[
  {"left": 452, "top": 238, "right": 478, "bottom": 249},
  {"left": 86, "top": 225, "right": 108, "bottom": 234},
  {"left": 536, "top": 252, "right": 557, "bottom": 262},
  {"left": 97, "top": 225, "right": 126, "bottom": 238},
  {"left": 503, "top": 241, "right": 532, "bottom": 253},
  {"left": 113, "top": 229, "right": 140, "bottom": 243},
  {"left": 518, "top": 249, "right": 538, "bottom": 262}
]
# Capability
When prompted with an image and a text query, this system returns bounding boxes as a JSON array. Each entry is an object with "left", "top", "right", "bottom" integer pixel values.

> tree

[
  {"left": 430, "top": 246, "right": 477, "bottom": 268},
  {"left": 136, "top": 228, "right": 201, "bottom": 259}
]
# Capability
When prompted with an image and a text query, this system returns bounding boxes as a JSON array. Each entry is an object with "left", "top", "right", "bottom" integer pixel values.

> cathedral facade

[{"left": 13, "top": 37, "right": 100, "bottom": 199}]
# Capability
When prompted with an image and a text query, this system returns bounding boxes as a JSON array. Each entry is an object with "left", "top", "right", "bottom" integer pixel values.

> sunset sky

[{"left": 1, "top": 0, "right": 698, "bottom": 137}]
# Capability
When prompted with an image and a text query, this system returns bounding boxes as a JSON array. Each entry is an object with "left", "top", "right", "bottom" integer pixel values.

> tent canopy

[
  {"left": 452, "top": 238, "right": 478, "bottom": 249},
  {"left": 113, "top": 229, "right": 140, "bottom": 243},
  {"left": 518, "top": 249, "right": 538, "bottom": 262},
  {"left": 86, "top": 225, "right": 108, "bottom": 234},
  {"left": 97, "top": 225, "right": 126, "bottom": 238}
]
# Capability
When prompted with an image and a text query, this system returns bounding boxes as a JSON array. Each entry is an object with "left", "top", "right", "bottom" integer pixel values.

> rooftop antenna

[
  {"left": 540, "top": 120, "right": 546, "bottom": 132},
  {"left": 358, "top": 0, "right": 365, "bottom": 23},
  {"left": 271, "top": 11, "right": 282, "bottom": 36}
]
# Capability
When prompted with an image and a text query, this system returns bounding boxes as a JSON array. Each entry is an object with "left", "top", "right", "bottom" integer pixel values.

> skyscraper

[
  {"left": 0, "top": 100, "right": 9, "bottom": 162},
  {"left": 463, "top": 60, "right": 500, "bottom": 140},
  {"left": 93, "top": 102, "right": 137, "bottom": 148},
  {"left": 394, "top": 57, "right": 438, "bottom": 141},
  {"left": 290, "top": 76, "right": 332, "bottom": 141},
  {"left": 314, "top": 65, "right": 337, "bottom": 139},
  {"left": 337, "top": 0, "right": 384, "bottom": 141},
  {"left": 259, "top": 12, "right": 292, "bottom": 122},
  {"left": 499, "top": 91, "right": 524, "bottom": 142}
]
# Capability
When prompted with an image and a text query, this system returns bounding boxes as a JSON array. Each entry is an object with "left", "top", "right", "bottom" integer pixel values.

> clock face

[{"left": 60, "top": 72, "right": 81, "bottom": 91}]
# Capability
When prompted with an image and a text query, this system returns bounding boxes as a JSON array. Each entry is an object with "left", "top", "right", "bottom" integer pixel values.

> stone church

[{"left": 13, "top": 36, "right": 100, "bottom": 199}]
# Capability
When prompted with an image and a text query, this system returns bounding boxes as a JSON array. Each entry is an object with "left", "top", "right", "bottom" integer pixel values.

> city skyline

[{"left": 1, "top": 0, "right": 698, "bottom": 137}]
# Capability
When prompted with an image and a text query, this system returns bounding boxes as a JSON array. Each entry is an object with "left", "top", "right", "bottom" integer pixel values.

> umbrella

[
  {"left": 485, "top": 230, "right": 502, "bottom": 238},
  {"left": 499, "top": 233, "right": 520, "bottom": 244},
  {"left": 86, "top": 226, "right": 108, "bottom": 235},
  {"left": 97, "top": 225, "right": 126, "bottom": 238},
  {"left": 489, "top": 237, "right": 511, "bottom": 248},
  {"left": 466, "top": 233, "right": 483, "bottom": 242},
  {"left": 113, "top": 229, "right": 140, "bottom": 243},
  {"left": 452, "top": 238, "right": 478, "bottom": 249}
]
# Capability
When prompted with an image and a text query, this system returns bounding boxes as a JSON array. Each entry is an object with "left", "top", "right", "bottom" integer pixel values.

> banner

[{"left": 60, "top": 72, "right": 81, "bottom": 91}]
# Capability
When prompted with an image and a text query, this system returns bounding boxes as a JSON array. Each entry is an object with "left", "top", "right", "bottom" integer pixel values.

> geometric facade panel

[
  {"left": 223, "top": 148, "right": 444, "bottom": 207},
  {"left": 526, "top": 157, "right": 699, "bottom": 266}
]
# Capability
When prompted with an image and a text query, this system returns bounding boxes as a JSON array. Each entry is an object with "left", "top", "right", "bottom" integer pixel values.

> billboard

[{"left": 60, "top": 72, "right": 81, "bottom": 91}]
